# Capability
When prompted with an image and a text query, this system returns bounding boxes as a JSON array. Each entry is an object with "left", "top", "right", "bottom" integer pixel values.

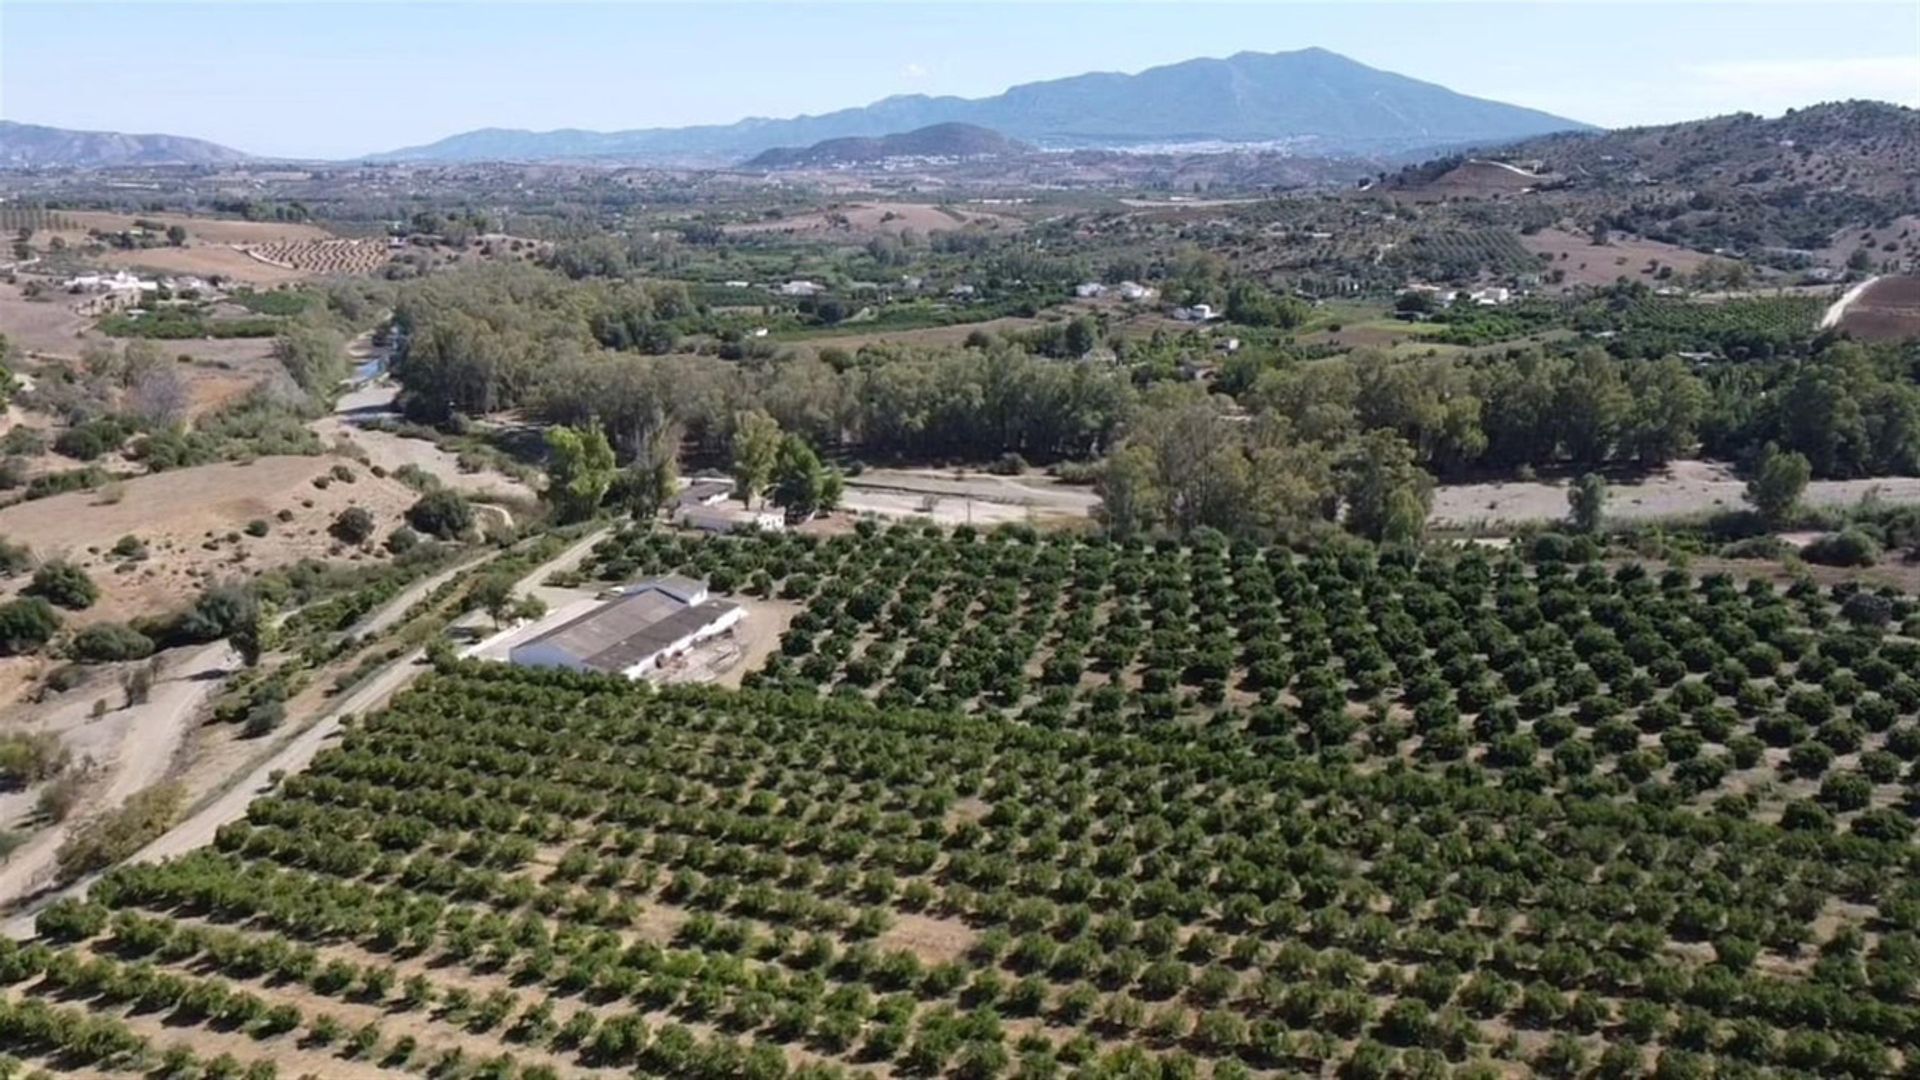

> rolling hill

[
  {"left": 1393, "top": 101, "right": 1920, "bottom": 255},
  {"left": 745, "top": 123, "right": 1027, "bottom": 168},
  {"left": 0, "top": 120, "right": 253, "bottom": 168},
  {"left": 368, "top": 48, "right": 1593, "bottom": 164}
]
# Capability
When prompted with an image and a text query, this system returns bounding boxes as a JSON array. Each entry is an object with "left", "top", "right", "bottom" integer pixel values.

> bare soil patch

[
  {"left": 1520, "top": 227, "right": 1712, "bottom": 290},
  {"left": 57, "top": 211, "right": 332, "bottom": 246},
  {"left": 0, "top": 455, "right": 418, "bottom": 624},
  {"left": 1838, "top": 274, "right": 1920, "bottom": 342},
  {"left": 97, "top": 244, "right": 309, "bottom": 286},
  {"left": 0, "top": 283, "right": 92, "bottom": 356},
  {"left": 1431, "top": 458, "right": 1920, "bottom": 529}
]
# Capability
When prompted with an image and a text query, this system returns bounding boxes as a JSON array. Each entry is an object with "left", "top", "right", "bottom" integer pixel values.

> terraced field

[
  {"left": 244, "top": 239, "right": 391, "bottom": 276},
  {"left": 6, "top": 528, "right": 1912, "bottom": 1079}
]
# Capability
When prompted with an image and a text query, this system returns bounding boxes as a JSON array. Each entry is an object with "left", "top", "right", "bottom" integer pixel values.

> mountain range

[
  {"left": 367, "top": 48, "right": 1592, "bottom": 164},
  {"left": 0, "top": 120, "right": 250, "bottom": 168}
]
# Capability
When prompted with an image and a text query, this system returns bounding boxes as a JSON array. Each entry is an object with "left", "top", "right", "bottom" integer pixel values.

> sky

[{"left": 2, "top": 1, "right": 1916, "bottom": 159}]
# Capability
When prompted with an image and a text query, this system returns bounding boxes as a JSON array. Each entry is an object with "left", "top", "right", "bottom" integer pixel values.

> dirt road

[
  {"left": 0, "top": 640, "right": 236, "bottom": 909},
  {"left": 1821, "top": 275, "right": 1879, "bottom": 329},
  {"left": 1431, "top": 458, "right": 1920, "bottom": 529},
  {"left": 1, "top": 529, "right": 607, "bottom": 939},
  {"left": 315, "top": 380, "right": 535, "bottom": 503},
  {"left": 842, "top": 467, "right": 1098, "bottom": 526}
]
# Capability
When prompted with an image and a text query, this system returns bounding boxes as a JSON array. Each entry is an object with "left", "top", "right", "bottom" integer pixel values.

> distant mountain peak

[
  {"left": 0, "top": 120, "right": 252, "bottom": 168},
  {"left": 366, "top": 48, "right": 1593, "bottom": 164}
]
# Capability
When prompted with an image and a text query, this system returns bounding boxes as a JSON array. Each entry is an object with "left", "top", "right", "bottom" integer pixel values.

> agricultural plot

[
  {"left": 242, "top": 239, "right": 391, "bottom": 276},
  {"left": 1389, "top": 230, "right": 1541, "bottom": 281},
  {"left": 7, "top": 526, "right": 1918, "bottom": 1080},
  {"left": 1838, "top": 275, "right": 1920, "bottom": 343}
]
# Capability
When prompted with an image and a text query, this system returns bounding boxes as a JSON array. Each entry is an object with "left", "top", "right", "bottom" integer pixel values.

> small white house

[
  {"left": 1173, "top": 303, "right": 1215, "bottom": 322},
  {"left": 678, "top": 504, "right": 786, "bottom": 534},
  {"left": 1116, "top": 281, "right": 1157, "bottom": 302},
  {"left": 777, "top": 280, "right": 823, "bottom": 297},
  {"left": 1075, "top": 282, "right": 1108, "bottom": 299}
]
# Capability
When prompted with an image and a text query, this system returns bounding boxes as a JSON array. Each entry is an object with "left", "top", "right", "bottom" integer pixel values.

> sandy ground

[
  {"left": 0, "top": 640, "right": 236, "bottom": 909},
  {"left": 1431, "top": 458, "right": 1920, "bottom": 528},
  {"left": 1520, "top": 228, "right": 1713, "bottom": 290},
  {"left": 849, "top": 467, "right": 1097, "bottom": 514},
  {"left": 316, "top": 380, "right": 536, "bottom": 504},
  {"left": 0, "top": 455, "right": 420, "bottom": 625}
]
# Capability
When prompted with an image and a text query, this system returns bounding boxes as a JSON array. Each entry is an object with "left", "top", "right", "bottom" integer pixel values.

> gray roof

[
  {"left": 516, "top": 590, "right": 738, "bottom": 673},
  {"left": 677, "top": 479, "right": 732, "bottom": 505},
  {"left": 637, "top": 575, "right": 706, "bottom": 603}
]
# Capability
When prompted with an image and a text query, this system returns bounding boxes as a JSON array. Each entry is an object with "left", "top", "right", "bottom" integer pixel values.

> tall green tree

[
  {"left": 1567, "top": 473, "right": 1608, "bottom": 535},
  {"left": 1095, "top": 443, "right": 1163, "bottom": 540},
  {"left": 543, "top": 425, "right": 617, "bottom": 523},
  {"left": 730, "top": 410, "right": 782, "bottom": 508},
  {"left": 1340, "top": 429, "right": 1433, "bottom": 543},
  {"left": 1747, "top": 445, "right": 1811, "bottom": 527},
  {"left": 771, "top": 434, "right": 839, "bottom": 520}
]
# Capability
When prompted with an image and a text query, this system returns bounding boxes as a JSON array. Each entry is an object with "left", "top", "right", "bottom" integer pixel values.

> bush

[
  {"left": 27, "top": 560, "right": 99, "bottom": 610},
  {"left": 385, "top": 527, "right": 420, "bottom": 555},
  {"left": 245, "top": 519, "right": 271, "bottom": 537},
  {"left": 406, "top": 489, "right": 473, "bottom": 540},
  {"left": 1801, "top": 529, "right": 1880, "bottom": 568},
  {"left": 330, "top": 506, "right": 377, "bottom": 545},
  {"left": 53, "top": 782, "right": 183, "bottom": 882},
  {"left": 988, "top": 453, "right": 1028, "bottom": 476},
  {"left": 70, "top": 622, "right": 155, "bottom": 662},
  {"left": 0, "top": 536, "right": 31, "bottom": 576},
  {"left": 0, "top": 597, "right": 62, "bottom": 655},
  {"left": 52, "top": 418, "right": 130, "bottom": 461}
]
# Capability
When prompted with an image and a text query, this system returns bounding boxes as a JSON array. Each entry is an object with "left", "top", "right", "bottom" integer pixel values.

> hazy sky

[{"left": 3, "top": 1, "right": 1916, "bottom": 159}]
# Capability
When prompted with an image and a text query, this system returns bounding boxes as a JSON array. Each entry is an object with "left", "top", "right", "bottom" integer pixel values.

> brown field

[
  {"left": 1520, "top": 227, "right": 1713, "bottom": 289},
  {"left": 0, "top": 455, "right": 419, "bottom": 625},
  {"left": 97, "top": 244, "right": 309, "bottom": 286},
  {"left": 57, "top": 211, "right": 332, "bottom": 246},
  {"left": 1838, "top": 274, "right": 1920, "bottom": 342},
  {"left": 725, "top": 201, "right": 1016, "bottom": 237},
  {"left": 0, "top": 283, "right": 92, "bottom": 355}
]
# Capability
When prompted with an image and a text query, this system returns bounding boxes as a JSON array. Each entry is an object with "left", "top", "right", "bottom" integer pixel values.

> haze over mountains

[
  {"left": 0, "top": 120, "right": 251, "bottom": 168},
  {"left": 369, "top": 49, "right": 1591, "bottom": 164}
]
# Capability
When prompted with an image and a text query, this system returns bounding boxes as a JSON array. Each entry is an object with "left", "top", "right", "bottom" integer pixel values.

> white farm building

[{"left": 507, "top": 576, "right": 742, "bottom": 680}]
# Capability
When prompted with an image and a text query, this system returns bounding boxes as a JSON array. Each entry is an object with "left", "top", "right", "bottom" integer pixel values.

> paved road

[
  {"left": 0, "top": 640, "right": 237, "bottom": 911},
  {"left": 2, "top": 528, "right": 607, "bottom": 940}
]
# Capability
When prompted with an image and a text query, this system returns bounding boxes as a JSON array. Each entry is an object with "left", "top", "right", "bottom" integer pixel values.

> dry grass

[
  {"left": 0, "top": 456, "right": 419, "bottom": 624},
  {"left": 57, "top": 211, "right": 332, "bottom": 246}
]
